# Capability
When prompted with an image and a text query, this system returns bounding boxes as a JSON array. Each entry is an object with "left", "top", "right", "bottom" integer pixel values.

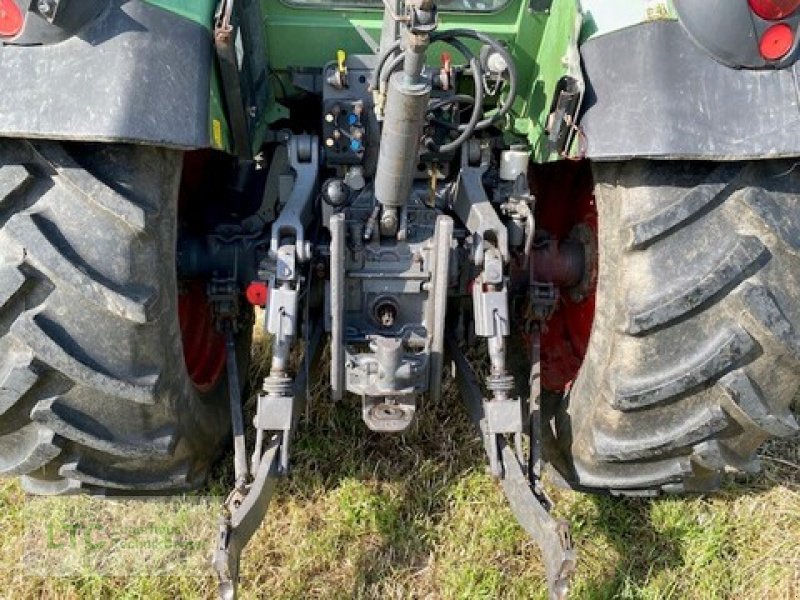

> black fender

[
  {"left": 0, "top": 0, "right": 213, "bottom": 149},
  {"left": 579, "top": 20, "right": 800, "bottom": 161}
]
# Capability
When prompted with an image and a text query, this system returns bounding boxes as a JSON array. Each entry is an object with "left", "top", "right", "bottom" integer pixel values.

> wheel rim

[
  {"left": 532, "top": 161, "right": 598, "bottom": 392},
  {"left": 178, "top": 281, "right": 227, "bottom": 392}
]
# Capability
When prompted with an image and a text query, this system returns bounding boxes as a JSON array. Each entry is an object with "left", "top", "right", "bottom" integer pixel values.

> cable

[{"left": 371, "top": 29, "right": 518, "bottom": 155}]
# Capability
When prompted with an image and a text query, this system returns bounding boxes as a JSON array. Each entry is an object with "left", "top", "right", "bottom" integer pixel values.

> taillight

[
  {"left": 749, "top": 0, "right": 800, "bottom": 20},
  {"left": 760, "top": 22, "right": 795, "bottom": 58},
  {"left": 0, "top": 0, "right": 23, "bottom": 37}
]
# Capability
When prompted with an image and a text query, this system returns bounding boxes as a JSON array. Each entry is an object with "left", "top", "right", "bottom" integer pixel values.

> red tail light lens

[
  {"left": 0, "top": 0, "right": 23, "bottom": 37},
  {"left": 749, "top": 0, "right": 800, "bottom": 20},
  {"left": 760, "top": 23, "right": 795, "bottom": 59}
]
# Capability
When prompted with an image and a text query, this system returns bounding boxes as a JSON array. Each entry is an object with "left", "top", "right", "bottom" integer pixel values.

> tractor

[{"left": 0, "top": 0, "right": 798, "bottom": 597}]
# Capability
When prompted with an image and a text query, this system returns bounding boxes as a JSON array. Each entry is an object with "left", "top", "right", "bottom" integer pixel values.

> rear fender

[
  {"left": 0, "top": 0, "right": 225, "bottom": 150},
  {"left": 578, "top": 18, "right": 800, "bottom": 161}
]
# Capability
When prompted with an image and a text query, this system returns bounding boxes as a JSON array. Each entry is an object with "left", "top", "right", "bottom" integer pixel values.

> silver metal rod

[
  {"left": 429, "top": 215, "right": 453, "bottom": 403},
  {"left": 374, "top": 73, "right": 431, "bottom": 213},
  {"left": 330, "top": 213, "right": 345, "bottom": 401},
  {"left": 379, "top": 0, "right": 403, "bottom": 55},
  {"left": 225, "top": 330, "right": 248, "bottom": 487}
]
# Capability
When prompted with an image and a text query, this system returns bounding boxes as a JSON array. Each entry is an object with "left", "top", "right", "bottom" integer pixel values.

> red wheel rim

[
  {"left": 177, "top": 151, "right": 228, "bottom": 393},
  {"left": 178, "top": 281, "right": 227, "bottom": 392},
  {"left": 531, "top": 161, "right": 598, "bottom": 392}
]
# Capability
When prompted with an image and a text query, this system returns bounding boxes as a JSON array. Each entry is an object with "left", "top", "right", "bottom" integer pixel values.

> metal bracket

[
  {"left": 269, "top": 135, "right": 319, "bottom": 262},
  {"left": 213, "top": 436, "right": 281, "bottom": 600},
  {"left": 546, "top": 76, "right": 584, "bottom": 158},
  {"left": 530, "top": 281, "right": 559, "bottom": 321},
  {"left": 452, "top": 146, "right": 509, "bottom": 263},
  {"left": 472, "top": 284, "right": 510, "bottom": 338},
  {"left": 485, "top": 399, "right": 523, "bottom": 436},
  {"left": 254, "top": 393, "right": 294, "bottom": 473}
]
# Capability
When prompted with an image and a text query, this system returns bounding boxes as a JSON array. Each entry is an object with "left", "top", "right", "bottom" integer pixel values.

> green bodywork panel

[
  {"left": 142, "top": 0, "right": 217, "bottom": 26},
  {"left": 143, "top": 0, "right": 583, "bottom": 162}
]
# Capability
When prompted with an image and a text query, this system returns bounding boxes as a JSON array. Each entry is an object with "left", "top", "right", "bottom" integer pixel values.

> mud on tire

[
  {"left": 0, "top": 139, "right": 247, "bottom": 495},
  {"left": 558, "top": 160, "right": 800, "bottom": 496}
]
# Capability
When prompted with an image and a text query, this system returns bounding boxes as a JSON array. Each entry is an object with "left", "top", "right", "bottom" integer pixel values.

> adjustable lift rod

[{"left": 447, "top": 335, "right": 576, "bottom": 600}]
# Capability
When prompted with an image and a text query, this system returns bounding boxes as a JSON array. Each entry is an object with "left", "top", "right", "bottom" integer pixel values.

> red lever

[
  {"left": 441, "top": 52, "right": 452, "bottom": 70},
  {"left": 246, "top": 282, "right": 269, "bottom": 307},
  {"left": 0, "top": 0, "right": 24, "bottom": 37}
]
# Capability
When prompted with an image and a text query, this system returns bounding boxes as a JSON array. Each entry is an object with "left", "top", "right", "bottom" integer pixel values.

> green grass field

[{"left": 1, "top": 328, "right": 798, "bottom": 599}]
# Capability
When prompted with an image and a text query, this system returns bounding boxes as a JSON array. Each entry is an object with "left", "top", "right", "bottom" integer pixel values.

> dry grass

[{"left": 1, "top": 324, "right": 798, "bottom": 599}]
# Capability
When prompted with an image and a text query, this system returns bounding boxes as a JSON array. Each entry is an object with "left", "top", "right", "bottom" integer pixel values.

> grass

[{"left": 1, "top": 323, "right": 798, "bottom": 599}]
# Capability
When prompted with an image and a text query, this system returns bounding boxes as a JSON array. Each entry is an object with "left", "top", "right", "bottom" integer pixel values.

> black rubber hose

[
  {"left": 380, "top": 52, "right": 407, "bottom": 88},
  {"left": 427, "top": 94, "right": 475, "bottom": 113},
  {"left": 432, "top": 29, "right": 518, "bottom": 131},
  {"left": 371, "top": 38, "right": 403, "bottom": 90},
  {"left": 371, "top": 30, "right": 515, "bottom": 154},
  {"left": 425, "top": 37, "right": 484, "bottom": 154}
]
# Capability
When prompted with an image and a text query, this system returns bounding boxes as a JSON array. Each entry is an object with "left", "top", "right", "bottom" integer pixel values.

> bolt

[{"left": 37, "top": 0, "right": 56, "bottom": 17}]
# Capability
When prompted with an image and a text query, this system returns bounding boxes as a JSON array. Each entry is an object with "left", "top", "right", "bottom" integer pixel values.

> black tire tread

[
  {"left": 611, "top": 325, "right": 756, "bottom": 411},
  {"left": 626, "top": 236, "right": 768, "bottom": 334},
  {"left": 560, "top": 160, "right": 800, "bottom": 495},
  {"left": 4, "top": 211, "right": 154, "bottom": 323},
  {"left": 0, "top": 139, "right": 235, "bottom": 495}
]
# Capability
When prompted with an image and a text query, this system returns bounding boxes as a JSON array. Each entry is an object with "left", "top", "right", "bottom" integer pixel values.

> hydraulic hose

[
  {"left": 372, "top": 38, "right": 404, "bottom": 90},
  {"left": 431, "top": 29, "right": 518, "bottom": 132},
  {"left": 381, "top": 52, "right": 407, "bottom": 88},
  {"left": 424, "top": 37, "right": 484, "bottom": 154},
  {"left": 371, "top": 28, "right": 518, "bottom": 155},
  {"left": 427, "top": 94, "right": 475, "bottom": 113}
]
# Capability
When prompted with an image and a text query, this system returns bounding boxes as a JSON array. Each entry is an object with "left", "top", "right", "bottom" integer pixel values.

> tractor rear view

[{"left": 0, "top": 1, "right": 798, "bottom": 597}]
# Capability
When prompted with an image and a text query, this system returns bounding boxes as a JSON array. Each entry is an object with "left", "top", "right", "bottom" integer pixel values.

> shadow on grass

[
  {"left": 279, "top": 385, "right": 489, "bottom": 596},
  {"left": 575, "top": 496, "right": 684, "bottom": 599},
  {"left": 567, "top": 436, "right": 800, "bottom": 599}
]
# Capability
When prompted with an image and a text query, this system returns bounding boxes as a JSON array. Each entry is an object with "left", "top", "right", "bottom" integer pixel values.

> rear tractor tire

[
  {"left": 557, "top": 160, "right": 800, "bottom": 495},
  {"left": 0, "top": 139, "right": 249, "bottom": 495}
]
